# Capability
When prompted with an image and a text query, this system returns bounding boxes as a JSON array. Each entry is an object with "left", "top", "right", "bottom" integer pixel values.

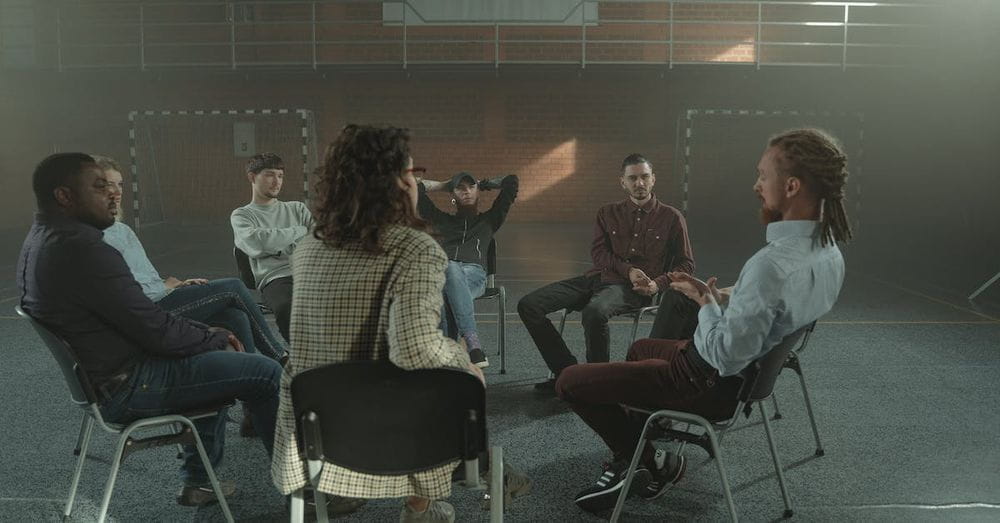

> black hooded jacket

[{"left": 417, "top": 174, "right": 519, "bottom": 268}]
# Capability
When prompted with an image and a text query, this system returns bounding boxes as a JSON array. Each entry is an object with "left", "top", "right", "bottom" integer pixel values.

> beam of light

[{"left": 518, "top": 138, "right": 577, "bottom": 201}]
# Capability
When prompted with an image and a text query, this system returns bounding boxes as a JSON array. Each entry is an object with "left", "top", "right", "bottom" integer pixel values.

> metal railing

[{"left": 29, "top": 0, "right": 938, "bottom": 72}]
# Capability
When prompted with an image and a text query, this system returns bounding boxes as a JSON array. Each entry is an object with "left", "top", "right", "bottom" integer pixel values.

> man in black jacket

[
  {"left": 417, "top": 171, "right": 518, "bottom": 368},
  {"left": 16, "top": 153, "right": 282, "bottom": 507}
]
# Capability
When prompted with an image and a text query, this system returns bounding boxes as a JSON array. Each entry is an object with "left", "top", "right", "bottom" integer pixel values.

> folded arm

[{"left": 231, "top": 209, "right": 307, "bottom": 258}]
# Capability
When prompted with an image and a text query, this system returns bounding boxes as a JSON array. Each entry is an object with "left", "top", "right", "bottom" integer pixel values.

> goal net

[{"left": 128, "top": 108, "right": 317, "bottom": 231}]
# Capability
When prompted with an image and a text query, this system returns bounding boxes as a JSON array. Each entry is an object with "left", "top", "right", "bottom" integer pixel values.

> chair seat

[{"left": 101, "top": 402, "right": 235, "bottom": 431}]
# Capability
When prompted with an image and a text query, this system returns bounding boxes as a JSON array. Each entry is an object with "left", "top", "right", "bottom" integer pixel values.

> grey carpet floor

[{"left": 1, "top": 223, "right": 998, "bottom": 522}]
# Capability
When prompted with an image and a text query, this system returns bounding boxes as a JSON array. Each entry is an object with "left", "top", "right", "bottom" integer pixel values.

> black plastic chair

[
  {"left": 15, "top": 306, "right": 234, "bottom": 523},
  {"left": 476, "top": 239, "right": 507, "bottom": 374},
  {"left": 611, "top": 323, "right": 815, "bottom": 522},
  {"left": 289, "top": 359, "right": 503, "bottom": 522},
  {"left": 233, "top": 246, "right": 272, "bottom": 314}
]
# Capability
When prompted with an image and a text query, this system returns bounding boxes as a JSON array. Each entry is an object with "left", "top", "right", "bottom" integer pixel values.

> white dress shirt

[{"left": 695, "top": 220, "right": 845, "bottom": 376}]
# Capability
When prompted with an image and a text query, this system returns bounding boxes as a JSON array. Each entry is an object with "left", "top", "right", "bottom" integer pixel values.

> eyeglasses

[{"left": 404, "top": 167, "right": 427, "bottom": 174}]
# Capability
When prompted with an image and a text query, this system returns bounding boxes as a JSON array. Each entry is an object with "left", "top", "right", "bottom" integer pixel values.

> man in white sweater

[{"left": 231, "top": 153, "right": 313, "bottom": 342}]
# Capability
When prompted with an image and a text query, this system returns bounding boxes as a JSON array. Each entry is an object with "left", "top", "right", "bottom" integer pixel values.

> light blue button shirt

[
  {"left": 695, "top": 220, "right": 845, "bottom": 377},
  {"left": 102, "top": 221, "right": 171, "bottom": 302}
]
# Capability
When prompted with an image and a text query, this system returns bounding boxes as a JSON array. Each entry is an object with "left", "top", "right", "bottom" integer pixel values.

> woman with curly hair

[{"left": 270, "top": 124, "right": 484, "bottom": 522}]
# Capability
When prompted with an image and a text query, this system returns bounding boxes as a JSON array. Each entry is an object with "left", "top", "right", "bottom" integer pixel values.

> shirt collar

[
  {"left": 626, "top": 196, "right": 657, "bottom": 214},
  {"left": 765, "top": 220, "right": 820, "bottom": 243}
]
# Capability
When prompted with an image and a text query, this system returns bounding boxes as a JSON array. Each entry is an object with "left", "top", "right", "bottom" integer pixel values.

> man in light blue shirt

[
  {"left": 95, "top": 156, "right": 287, "bottom": 365},
  {"left": 557, "top": 128, "right": 852, "bottom": 513}
]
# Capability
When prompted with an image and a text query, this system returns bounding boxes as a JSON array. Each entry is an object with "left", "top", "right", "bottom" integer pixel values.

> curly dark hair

[
  {"left": 769, "top": 128, "right": 853, "bottom": 246},
  {"left": 312, "top": 124, "right": 427, "bottom": 254}
]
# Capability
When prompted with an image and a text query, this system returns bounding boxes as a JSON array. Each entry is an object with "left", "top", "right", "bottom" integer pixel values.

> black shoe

[
  {"left": 637, "top": 449, "right": 686, "bottom": 500},
  {"left": 573, "top": 460, "right": 650, "bottom": 513},
  {"left": 469, "top": 348, "right": 490, "bottom": 368},
  {"left": 239, "top": 403, "right": 256, "bottom": 438},
  {"left": 287, "top": 490, "right": 367, "bottom": 517},
  {"left": 533, "top": 378, "right": 557, "bottom": 395},
  {"left": 177, "top": 480, "right": 236, "bottom": 506}
]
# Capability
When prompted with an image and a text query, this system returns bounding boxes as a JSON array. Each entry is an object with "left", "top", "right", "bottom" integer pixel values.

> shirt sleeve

[
  {"left": 386, "top": 241, "right": 472, "bottom": 371},
  {"left": 231, "top": 208, "right": 307, "bottom": 257},
  {"left": 483, "top": 175, "right": 519, "bottom": 232},
  {"left": 297, "top": 201, "right": 315, "bottom": 231},
  {"left": 73, "top": 241, "right": 229, "bottom": 357},
  {"left": 590, "top": 208, "right": 632, "bottom": 280},
  {"left": 694, "top": 257, "right": 785, "bottom": 377},
  {"left": 416, "top": 183, "right": 450, "bottom": 224},
  {"left": 652, "top": 210, "right": 696, "bottom": 291}
]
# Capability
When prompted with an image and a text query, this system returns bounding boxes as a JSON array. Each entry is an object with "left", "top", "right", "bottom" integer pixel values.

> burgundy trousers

[{"left": 556, "top": 339, "right": 741, "bottom": 461}]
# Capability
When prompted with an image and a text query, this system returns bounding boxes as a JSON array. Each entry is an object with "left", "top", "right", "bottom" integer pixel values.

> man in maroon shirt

[{"left": 517, "top": 153, "right": 695, "bottom": 394}]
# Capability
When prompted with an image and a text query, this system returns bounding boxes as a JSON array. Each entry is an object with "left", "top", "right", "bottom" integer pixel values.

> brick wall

[{"left": 0, "top": 70, "right": 701, "bottom": 228}]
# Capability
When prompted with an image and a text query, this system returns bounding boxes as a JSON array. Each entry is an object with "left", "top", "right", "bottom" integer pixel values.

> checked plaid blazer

[{"left": 271, "top": 225, "right": 473, "bottom": 499}]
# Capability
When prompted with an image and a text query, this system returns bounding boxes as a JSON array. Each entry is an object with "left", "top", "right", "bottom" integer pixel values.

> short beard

[{"left": 759, "top": 206, "right": 783, "bottom": 225}]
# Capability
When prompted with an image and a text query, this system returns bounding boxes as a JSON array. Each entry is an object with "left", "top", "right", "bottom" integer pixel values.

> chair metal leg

[
  {"left": 290, "top": 488, "right": 306, "bottom": 523},
  {"left": 795, "top": 361, "right": 825, "bottom": 456},
  {"left": 313, "top": 490, "right": 330, "bottom": 523},
  {"left": 759, "top": 402, "right": 794, "bottom": 519},
  {"left": 706, "top": 425, "right": 739, "bottom": 523},
  {"left": 73, "top": 413, "right": 89, "bottom": 456},
  {"left": 490, "top": 446, "right": 504, "bottom": 523},
  {"left": 184, "top": 419, "right": 235, "bottom": 523},
  {"left": 97, "top": 427, "right": 133, "bottom": 522},
  {"left": 64, "top": 415, "right": 94, "bottom": 520},
  {"left": 498, "top": 288, "right": 506, "bottom": 374},
  {"left": 629, "top": 315, "right": 641, "bottom": 350},
  {"left": 610, "top": 415, "right": 658, "bottom": 522},
  {"left": 771, "top": 393, "right": 783, "bottom": 420},
  {"left": 174, "top": 422, "right": 185, "bottom": 459}
]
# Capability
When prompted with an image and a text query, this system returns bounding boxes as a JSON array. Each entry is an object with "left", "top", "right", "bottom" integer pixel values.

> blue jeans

[
  {"left": 157, "top": 278, "right": 286, "bottom": 361},
  {"left": 440, "top": 261, "right": 487, "bottom": 342},
  {"left": 99, "top": 350, "right": 281, "bottom": 486}
]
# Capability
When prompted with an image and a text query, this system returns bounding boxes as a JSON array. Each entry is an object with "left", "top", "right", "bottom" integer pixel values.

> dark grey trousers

[{"left": 517, "top": 274, "right": 649, "bottom": 375}]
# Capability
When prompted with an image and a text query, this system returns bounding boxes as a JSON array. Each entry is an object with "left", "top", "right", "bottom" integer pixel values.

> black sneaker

[
  {"left": 637, "top": 449, "right": 686, "bottom": 500},
  {"left": 469, "top": 348, "right": 490, "bottom": 368},
  {"left": 573, "top": 460, "right": 650, "bottom": 513},
  {"left": 533, "top": 378, "right": 557, "bottom": 395}
]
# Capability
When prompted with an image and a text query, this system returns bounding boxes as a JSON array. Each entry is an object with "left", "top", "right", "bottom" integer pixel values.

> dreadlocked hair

[{"left": 769, "top": 128, "right": 853, "bottom": 246}]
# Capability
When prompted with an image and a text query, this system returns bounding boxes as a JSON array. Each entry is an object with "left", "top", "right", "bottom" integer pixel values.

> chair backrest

[
  {"left": 739, "top": 321, "right": 817, "bottom": 402},
  {"left": 290, "top": 359, "right": 487, "bottom": 475},
  {"left": 15, "top": 305, "right": 98, "bottom": 407},
  {"left": 233, "top": 246, "right": 256, "bottom": 290},
  {"left": 485, "top": 238, "right": 497, "bottom": 288},
  {"left": 486, "top": 238, "right": 497, "bottom": 275}
]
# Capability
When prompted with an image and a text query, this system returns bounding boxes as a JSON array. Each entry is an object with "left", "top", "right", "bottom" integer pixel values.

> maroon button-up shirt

[{"left": 585, "top": 196, "right": 695, "bottom": 291}]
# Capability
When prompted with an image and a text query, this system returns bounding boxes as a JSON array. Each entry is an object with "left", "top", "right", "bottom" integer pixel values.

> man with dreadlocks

[{"left": 556, "top": 128, "right": 851, "bottom": 514}]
